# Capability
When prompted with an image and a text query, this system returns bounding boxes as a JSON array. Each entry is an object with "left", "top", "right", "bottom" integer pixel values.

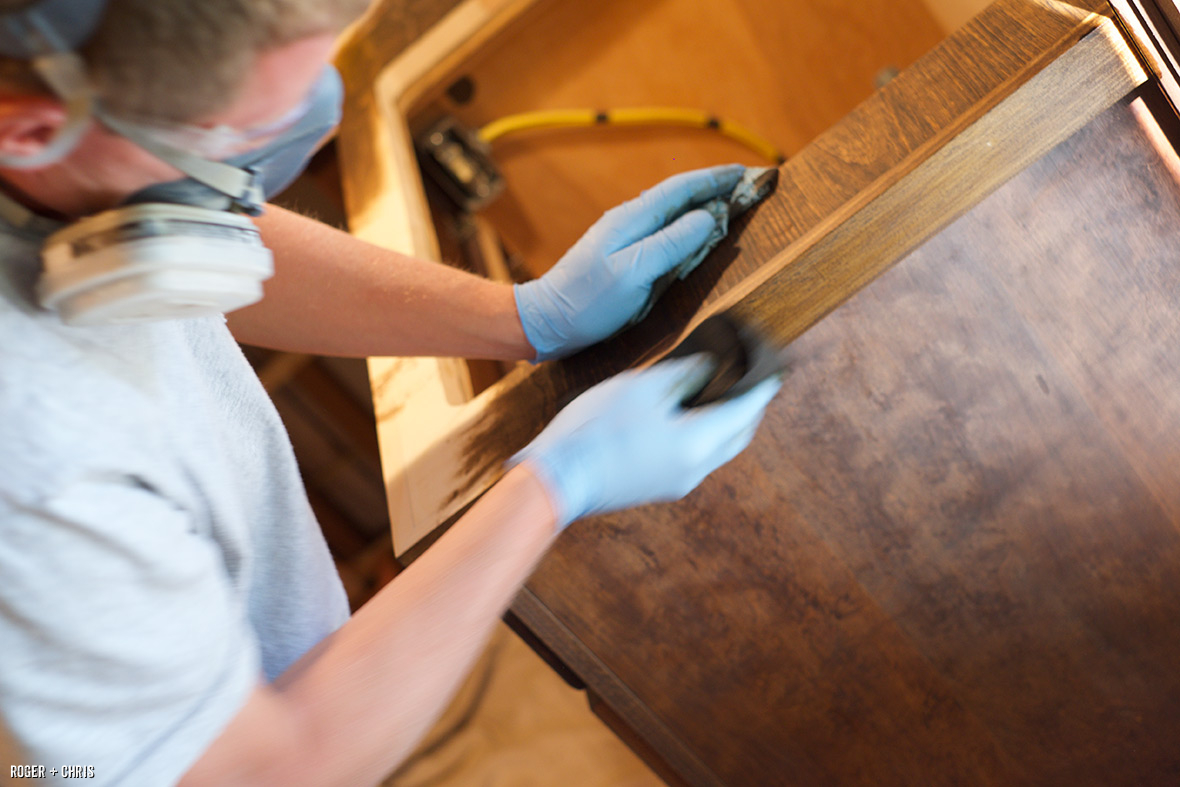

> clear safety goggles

[{"left": 100, "top": 89, "right": 318, "bottom": 160}]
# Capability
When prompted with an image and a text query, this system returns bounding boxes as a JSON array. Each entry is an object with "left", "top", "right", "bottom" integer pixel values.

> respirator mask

[{"left": 0, "top": 0, "right": 343, "bottom": 325}]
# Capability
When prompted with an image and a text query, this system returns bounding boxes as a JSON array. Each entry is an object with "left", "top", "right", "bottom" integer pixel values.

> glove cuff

[
  {"left": 507, "top": 445, "right": 584, "bottom": 531},
  {"left": 513, "top": 281, "right": 562, "bottom": 363}
]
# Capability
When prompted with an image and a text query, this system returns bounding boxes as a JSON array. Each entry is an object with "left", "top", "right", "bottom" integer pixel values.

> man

[{"left": 0, "top": 1, "right": 779, "bottom": 784}]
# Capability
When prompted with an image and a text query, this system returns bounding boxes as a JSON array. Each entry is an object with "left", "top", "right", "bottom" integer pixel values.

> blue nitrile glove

[
  {"left": 510, "top": 355, "right": 782, "bottom": 529},
  {"left": 514, "top": 164, "right": 746, "bottom": 362}
]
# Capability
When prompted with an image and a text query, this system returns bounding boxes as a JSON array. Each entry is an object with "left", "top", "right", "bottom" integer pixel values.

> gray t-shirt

[{"left": 0, "top": 222, "right": 350, "bottom": 785}]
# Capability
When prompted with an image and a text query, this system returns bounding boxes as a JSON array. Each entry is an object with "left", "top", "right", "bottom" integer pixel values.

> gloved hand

[
  {"left": 514, "top": 164, "right": 746, "bottom": 362},
  {"left": 510, "top": 355, "right": 781, "bottom": 529}
]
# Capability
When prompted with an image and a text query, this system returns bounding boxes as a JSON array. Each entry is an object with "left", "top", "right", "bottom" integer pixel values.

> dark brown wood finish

[{"left": 517, "top": 93, "right": 1180, "bottom": 785}]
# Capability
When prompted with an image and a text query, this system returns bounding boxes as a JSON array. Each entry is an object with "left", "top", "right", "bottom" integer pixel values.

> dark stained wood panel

[
  {"left": 968, "top": 96, "right": 1180, "bottom": 530},
  {"left": 517, "top": 95, "right": 1180, "bottom": 785}
]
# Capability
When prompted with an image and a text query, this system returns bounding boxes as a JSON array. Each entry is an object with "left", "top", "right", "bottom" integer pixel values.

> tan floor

[{"left": 385, "top": 622, "right": 663, "bottom": 787}]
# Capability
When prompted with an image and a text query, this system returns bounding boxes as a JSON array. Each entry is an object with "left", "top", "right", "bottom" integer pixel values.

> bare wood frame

[
  {"left": 336, "top": 0, "right": 1150, "bottom": 555},
  {"left": 335, "top": 0, "right": 549, "bottom": 552}
]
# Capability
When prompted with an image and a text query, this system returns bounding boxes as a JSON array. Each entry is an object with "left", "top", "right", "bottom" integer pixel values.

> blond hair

[{"left": 0, "top": 0, "right": 371, "bottom": 121}]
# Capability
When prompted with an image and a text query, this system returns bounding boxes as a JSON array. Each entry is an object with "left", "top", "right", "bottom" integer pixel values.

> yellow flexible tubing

[{"left": 477, "top": 107, "right": 785, "bottom": 164}]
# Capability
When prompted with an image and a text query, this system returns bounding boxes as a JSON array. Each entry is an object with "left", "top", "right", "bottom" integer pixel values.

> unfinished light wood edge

[
  {"left": 368, "top": 1, "right": 1145, "bottom": 554},
  {"left": 334, "top": 0, "right": 546, "bottom": 554},
  {"left": 344, "top": 0, "right": 545, "bottom": 256}
]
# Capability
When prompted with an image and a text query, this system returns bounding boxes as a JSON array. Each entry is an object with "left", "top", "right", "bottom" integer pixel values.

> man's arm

[
  {"left": 179, "top": 355, "right": 780, "bottom": 786},
  {"left": 179, "top": 463, "right": 558, "bottom": 787},
  {"left": 228, "top": 204, "right": 534, "bottom": 360},
  {"left": 232, "top": 165, "right": 745, "bottom": 362}
]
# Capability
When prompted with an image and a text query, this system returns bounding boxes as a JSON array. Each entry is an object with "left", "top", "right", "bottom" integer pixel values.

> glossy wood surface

[{"left": 518, "top": 93, "right": 1180, "bottom": 786}]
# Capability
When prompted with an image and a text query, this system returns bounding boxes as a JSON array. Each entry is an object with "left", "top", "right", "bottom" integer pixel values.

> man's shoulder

[{"left": 0, "top": 289, "right": 175, "bottom": 505}]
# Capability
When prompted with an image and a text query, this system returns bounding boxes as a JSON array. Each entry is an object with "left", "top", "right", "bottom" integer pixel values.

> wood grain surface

[
  {"left": 518, "top": 92, "right": 1180, "bottom": 786},
  {"left": 407, "top": 0, "right": 1142, "bottom": 540}
]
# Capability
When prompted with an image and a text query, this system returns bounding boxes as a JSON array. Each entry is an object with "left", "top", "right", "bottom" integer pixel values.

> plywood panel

[
  {"left": 416, "top": 0, "right": 944, "bottom": 274},
  {"left": 922, "top": 0, "right": 992, "bottom": 31}
]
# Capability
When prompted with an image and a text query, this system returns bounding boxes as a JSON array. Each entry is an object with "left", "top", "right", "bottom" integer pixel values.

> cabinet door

[{"left": 521, "top": 87, "right": 1180, "bottom": 785}]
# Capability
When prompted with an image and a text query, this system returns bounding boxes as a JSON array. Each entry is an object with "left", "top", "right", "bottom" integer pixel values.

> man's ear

[{"left": 0, "top": 96, "right": 68, "bottom": 160}]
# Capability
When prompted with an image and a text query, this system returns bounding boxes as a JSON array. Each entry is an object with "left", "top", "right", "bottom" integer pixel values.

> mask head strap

[
  {"left": 0, "top": 0, "right": 108, "bottom": 170},
  {"left": 98, "top": 111, "right": 266, "bottom": 214}
]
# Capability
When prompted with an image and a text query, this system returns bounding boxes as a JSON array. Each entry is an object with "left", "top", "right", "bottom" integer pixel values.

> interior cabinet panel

[{"left": 412, "top": 0, "right": 944, "bottom": 274}]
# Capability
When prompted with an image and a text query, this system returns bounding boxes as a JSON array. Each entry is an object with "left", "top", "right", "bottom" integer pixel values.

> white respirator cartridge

[{"left": 38, "top": 203, "right": 274, "bottom": 325}]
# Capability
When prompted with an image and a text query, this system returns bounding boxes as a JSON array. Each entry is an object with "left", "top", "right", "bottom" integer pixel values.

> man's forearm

[
  {"left": 181, "top": 464, "right": 558, "bottom": 786},
  {"left": 229, "top": 204, "right": 534, "bottom": 360}
]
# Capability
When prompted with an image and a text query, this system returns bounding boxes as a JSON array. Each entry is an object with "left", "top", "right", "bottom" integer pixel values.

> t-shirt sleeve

[{"left": 0, "top": 472, "right": 261, "bottom": 786}]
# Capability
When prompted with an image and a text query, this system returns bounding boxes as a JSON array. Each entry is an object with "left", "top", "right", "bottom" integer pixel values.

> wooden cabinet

[{"left": 338, "top": 1, "right": 1180, "bottom": 783}]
